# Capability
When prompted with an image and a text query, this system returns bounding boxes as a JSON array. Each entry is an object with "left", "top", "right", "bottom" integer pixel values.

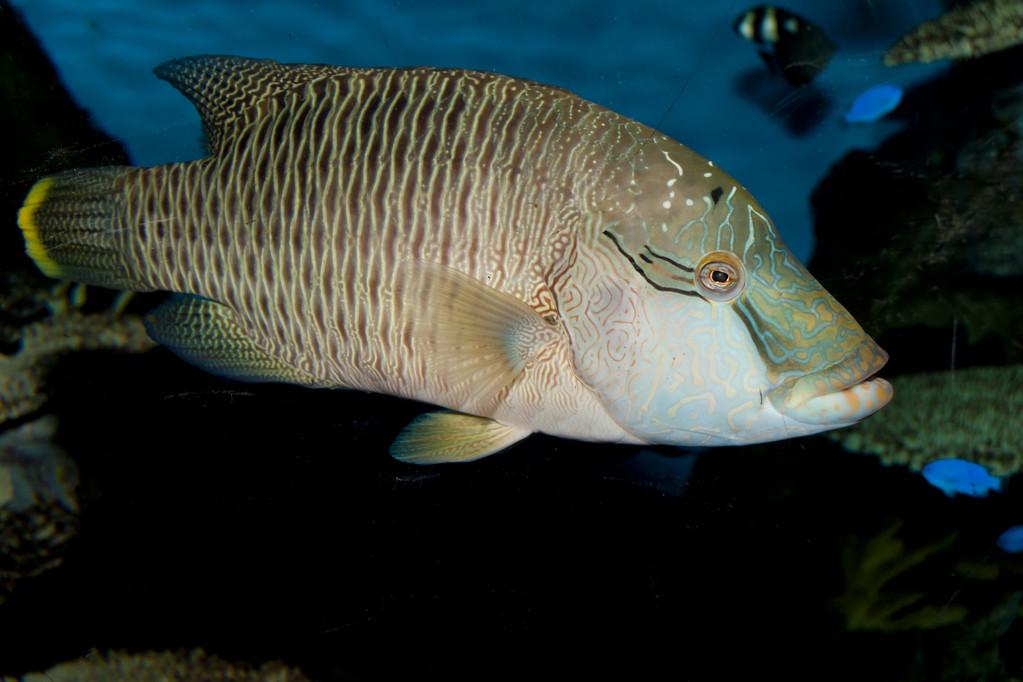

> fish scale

[
  {"left": 17, "top": 55, "right": 892, "bottom": 463},
  {"left": 135, "top": 67, "right": 585, "bottom": 401}
]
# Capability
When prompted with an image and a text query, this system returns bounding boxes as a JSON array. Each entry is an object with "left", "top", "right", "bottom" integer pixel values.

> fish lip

[
  {"left": 815, "top": 359, "right": 885, "bottom": 396},
  {"left": 767, "top": 339, "right": 891, "bottom": 425}
]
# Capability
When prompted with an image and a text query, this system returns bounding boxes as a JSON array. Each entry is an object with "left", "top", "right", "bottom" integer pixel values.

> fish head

[{"left": 568, "top": 136, "right": 891, "bottom": 446}]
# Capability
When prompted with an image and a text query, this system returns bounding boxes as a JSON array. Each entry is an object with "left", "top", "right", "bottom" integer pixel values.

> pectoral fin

[
  {"left": 390, "top": 411, "right": 530, "bottom": 465},
  {"left": 400, "top": 261, "right": 562, "bottom": 412},
  {"left": 145, "top": 295, "right": 318, "bottom": 385}
]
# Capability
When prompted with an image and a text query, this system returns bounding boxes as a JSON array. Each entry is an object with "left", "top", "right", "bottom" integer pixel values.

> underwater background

[{"left": 1, "top": 0, "right": 1022, "bottom": 680}]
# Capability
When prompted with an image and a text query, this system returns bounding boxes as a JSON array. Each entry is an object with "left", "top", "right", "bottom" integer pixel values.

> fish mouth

[{"left": 767, "top": 338, "right": 892, "bottom": 426}]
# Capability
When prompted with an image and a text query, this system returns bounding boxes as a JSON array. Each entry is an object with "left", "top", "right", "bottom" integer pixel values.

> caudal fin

[{"left": 17, "top": 167, "right": 152, "bottom": 291}]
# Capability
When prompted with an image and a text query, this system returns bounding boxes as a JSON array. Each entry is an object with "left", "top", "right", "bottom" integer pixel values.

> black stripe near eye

[
  {"left": 644, "top": 245, "right": 694, "bottom": 273},
  {"left": 602, "top": 231, "right": 699, "bottom": 297}
]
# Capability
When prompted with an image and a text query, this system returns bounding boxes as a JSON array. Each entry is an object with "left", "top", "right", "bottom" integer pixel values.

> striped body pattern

[{"left": 18, "top": 56, "right": 892, "bottom": 463}]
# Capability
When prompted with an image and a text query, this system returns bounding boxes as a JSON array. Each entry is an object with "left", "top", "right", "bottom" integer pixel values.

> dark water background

[{"left": 1, "top": 1, "right": 1022, "bottom": 680}]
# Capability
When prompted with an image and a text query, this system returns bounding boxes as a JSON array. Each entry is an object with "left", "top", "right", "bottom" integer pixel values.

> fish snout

[{"left": 768, "top": 337, "right": 892, "bottom": 426}]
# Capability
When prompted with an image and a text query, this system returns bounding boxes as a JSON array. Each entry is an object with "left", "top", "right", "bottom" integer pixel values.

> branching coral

[
  {"left": 833, "top": 520, "right": 1023, "bottom": 680},
  {"left": 3, "top": 649, "right": 313, "bottom": 682},
  {"left": 833, "top": 520, "right": 966, "bottom": 632},
  {"left": 830, "top": 365, "right": 1023, "bottom": 477},
  {"left": 884, "top": 0, "right": 1023, "bottom": 65}
]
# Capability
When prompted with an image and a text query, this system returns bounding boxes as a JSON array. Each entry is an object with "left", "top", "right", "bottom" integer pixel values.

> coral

[
  {"left": 833, "top": 519, "right": 1023, "bottom": 680},
  {"left": 833, "top": 520, "right": 966, "bottom": 632},
  {"left": 4, "top": 649, "right": 313, "bottom": 682},
  {"left": 884, "top": 0, "right": 1023, "bottom": 65},
  {"left": 0, "top": 284, "right": 154, "bottom": 427},
  {"left": 0, "top": 415, "right": 78, "bottom": 598},
  {"left": 830, "top": 365, "right": 1023, "bottom": 477},
  {"left": 0, "top": 283, "right": 153, "bottom": 601},
  {"left": 0, "top": 0, "right": 153, "bottom": 611},
  {"left": 936, "top": 590, "right": 1023, "bottom": 682}
]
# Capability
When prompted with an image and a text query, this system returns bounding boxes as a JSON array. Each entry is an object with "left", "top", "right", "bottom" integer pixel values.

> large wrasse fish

[{"left": 16, "top": 55, "right": 892, "bottom": 464}]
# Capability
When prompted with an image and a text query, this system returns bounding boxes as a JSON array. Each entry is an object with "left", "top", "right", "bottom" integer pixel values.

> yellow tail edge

[{"left": 17, "top": 176, "right": 63, "bottom": 278}]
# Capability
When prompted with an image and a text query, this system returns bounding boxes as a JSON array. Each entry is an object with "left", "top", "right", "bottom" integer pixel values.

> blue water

[{"left": 10, "top": 0, "right": 944, "bottom": 262}]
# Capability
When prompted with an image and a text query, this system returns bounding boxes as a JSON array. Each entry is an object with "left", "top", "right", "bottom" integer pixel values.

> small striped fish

[
  {"left": 733, "top": 5, "right": 836, "bottom": 86},
  {"left": 17, "top": 55, "right": 892, "bottom": 464}
]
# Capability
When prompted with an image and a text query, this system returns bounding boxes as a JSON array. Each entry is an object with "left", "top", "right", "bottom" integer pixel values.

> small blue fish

[
  {"left": 997, "top": 526, "right": 1023, "bottom": 553},
  {"left": 844, "top": 84, "right": 903, "bottom": 123},
  {"left": 921, "top": 459, "right": 1001, "bottom": 498}
]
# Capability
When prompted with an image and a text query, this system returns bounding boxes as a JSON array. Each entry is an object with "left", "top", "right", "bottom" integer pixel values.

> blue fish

[
  {"left": 921, "top": 459, "right": 1001, "bottom": 498},
  {"left": 844, "top": 84, "right": 903, "bottom": 123},
  {"left": 997, "top": 526, "right": 1023, "bottom": 553}
]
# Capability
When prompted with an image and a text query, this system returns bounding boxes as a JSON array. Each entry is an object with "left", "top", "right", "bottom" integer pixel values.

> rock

[{"left": 810, "top": 48, "right": 1023, "bottom": 370}]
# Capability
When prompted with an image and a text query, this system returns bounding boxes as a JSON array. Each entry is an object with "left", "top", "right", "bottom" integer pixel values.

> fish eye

[{"left": 696, "top": 251, "right": 744, "bottom": 302}]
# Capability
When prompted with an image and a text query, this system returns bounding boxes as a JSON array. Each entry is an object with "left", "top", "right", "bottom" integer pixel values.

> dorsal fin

[{"left": 153, "top": 55, "right": 344, "bottom": 153}]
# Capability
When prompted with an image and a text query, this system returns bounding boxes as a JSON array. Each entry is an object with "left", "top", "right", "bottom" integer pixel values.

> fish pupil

[{"left": 712, "top": 270, "right": 729, "bottom": 283}]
